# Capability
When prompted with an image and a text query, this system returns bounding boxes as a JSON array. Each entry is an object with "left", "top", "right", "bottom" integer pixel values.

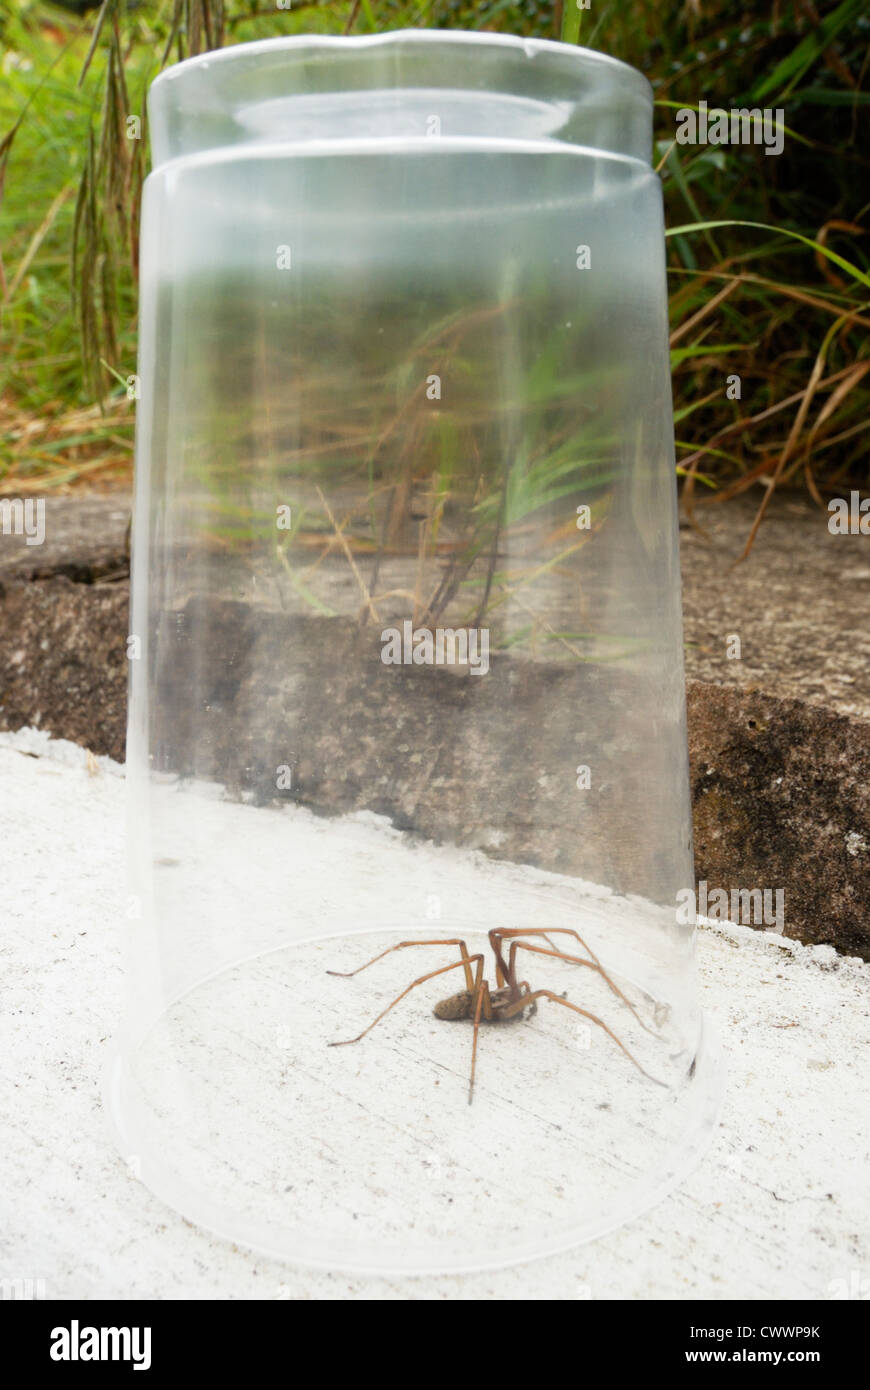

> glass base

[{"left": 106, "top": 929, "right": 724, "bottom": 1275}]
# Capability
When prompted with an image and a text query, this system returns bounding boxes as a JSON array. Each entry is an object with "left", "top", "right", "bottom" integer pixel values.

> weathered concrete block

[
  {"left": 0, "top": 576, "right": 128, "bottom": 758},
  {"left": 1, "top": 492, "right": 867, "bottom": 957},
  {"left": 687, "top": 680, "right": 869, "bottom": 958}
]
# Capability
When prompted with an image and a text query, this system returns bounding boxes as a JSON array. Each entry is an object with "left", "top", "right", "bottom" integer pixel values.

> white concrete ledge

[{"left": 1, "top": 728, "right": 867, "bottom": 1299}]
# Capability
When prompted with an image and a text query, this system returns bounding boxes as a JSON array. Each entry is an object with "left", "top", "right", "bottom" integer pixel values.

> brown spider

[{"left": 327, "top": 927, "right": 661, "bottom": 1102}]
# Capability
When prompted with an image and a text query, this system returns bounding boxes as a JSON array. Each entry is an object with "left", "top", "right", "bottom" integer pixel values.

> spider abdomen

[{"left": 433, "top": 991, "right": 474, "bottom": 1021}]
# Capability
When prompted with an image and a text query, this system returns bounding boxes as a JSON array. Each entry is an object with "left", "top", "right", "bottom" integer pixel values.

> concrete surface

[
  {"left": 679, "top": 493, "right": 870, "bottom": 720},
  {"left": 4, "top": 487, "right": 868, "bottom": 715},
  {"left": 1, "top": 727, "right": 868, "bottom": 1299},
  {"left": 687, "top": 680, "right": 870, "bottom": 959},
  {"left": 2, "top": 490, "right": 869, "bottom": 956}
]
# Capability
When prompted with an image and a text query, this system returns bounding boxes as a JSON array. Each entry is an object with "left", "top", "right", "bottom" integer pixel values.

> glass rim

[{"left": 150, "top": 28, "right": 653, "bottom": 106}]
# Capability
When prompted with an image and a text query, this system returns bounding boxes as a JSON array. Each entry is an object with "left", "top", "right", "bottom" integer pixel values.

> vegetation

[{"left": 1, "top": 0, "right": 867, "bottom": 557}]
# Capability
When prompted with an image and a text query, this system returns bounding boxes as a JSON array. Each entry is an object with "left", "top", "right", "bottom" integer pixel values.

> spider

[{"left": 327, "top": 927, "right": 662, "bottom": 1102}]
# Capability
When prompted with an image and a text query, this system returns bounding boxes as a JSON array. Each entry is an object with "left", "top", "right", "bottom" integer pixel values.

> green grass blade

[{"left": 666, "top": 220, "right": 870, "bottom": 288}]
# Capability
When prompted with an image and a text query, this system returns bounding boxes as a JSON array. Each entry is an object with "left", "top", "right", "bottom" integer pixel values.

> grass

[{"left": 0, "top": 0, "right": 868, "bottom": 561}]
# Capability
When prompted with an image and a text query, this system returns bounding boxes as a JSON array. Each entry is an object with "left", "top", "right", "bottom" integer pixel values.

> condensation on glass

[{"left": 112, "top": 31, "right": 723, "bottom": 1273}]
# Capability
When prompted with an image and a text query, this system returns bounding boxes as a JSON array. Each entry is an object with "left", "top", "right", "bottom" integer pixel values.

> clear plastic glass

[{"left": 112, "top": 30, "right": 723, "bottom": 1274}]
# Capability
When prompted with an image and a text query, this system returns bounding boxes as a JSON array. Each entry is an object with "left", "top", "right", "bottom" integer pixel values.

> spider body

[
  {"left": 433, "top": 983, "right": 534, "bottom": 1022},
  {"left": 433, "top": 989, "right": 475, "bottom": 1021},
  {"left": 327, "top": 927, "right": 660, "bottom": 1102}
]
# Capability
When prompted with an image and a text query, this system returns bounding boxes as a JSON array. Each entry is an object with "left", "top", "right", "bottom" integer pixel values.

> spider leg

[
  {"left": 503, "top": 935, "right": 655, "bottom": 1036},
  {"left": 327, "top": 938, "right": 475, "bottom": 992},
  {"left": 329, "top": 954, "right": 485, "bottom": 1047},
  {"left": 501, "top": 989, "right": 666, "bottom": 1086},
  {"left": 489, "top": 927, "right": 561, "bottom": 990},
  {"left": 468, "top": 958, "right": 489, "bottom": 1105},
  {"left": 493, "top": 926, "right": 604, "bottom": 967},
  {"left": 518, "top": 980, "right": 537, "bottom": 1018}
]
